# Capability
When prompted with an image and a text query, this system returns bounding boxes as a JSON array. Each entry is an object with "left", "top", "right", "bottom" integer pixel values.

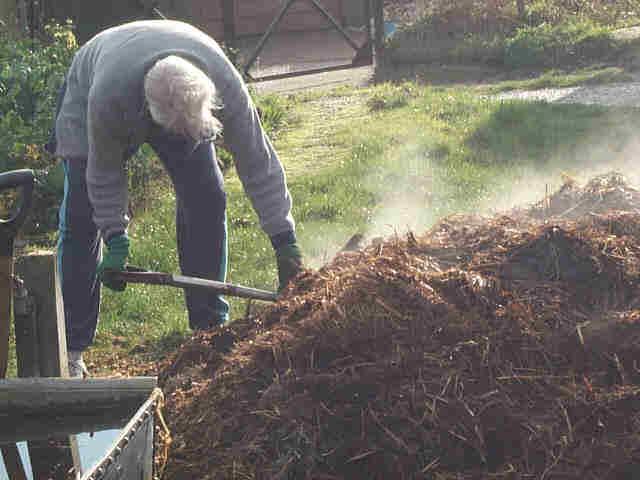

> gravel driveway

[{"left": 496, "top": 79, "right": 640, "bottom": 107}]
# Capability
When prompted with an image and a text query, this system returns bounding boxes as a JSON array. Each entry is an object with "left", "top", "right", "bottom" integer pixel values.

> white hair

[{"left": 144, "top": 55, "right": 223, "bottom": 141}]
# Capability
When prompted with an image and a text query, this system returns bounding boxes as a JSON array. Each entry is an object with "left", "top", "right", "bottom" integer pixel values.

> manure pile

[{"left": 160, "top": 172, "right": 640, "bottom": 480}]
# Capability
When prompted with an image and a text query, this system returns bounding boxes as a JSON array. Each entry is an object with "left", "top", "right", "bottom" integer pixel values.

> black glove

[{"left": 275, "top": 243, "right": 303, "bottom": 292}]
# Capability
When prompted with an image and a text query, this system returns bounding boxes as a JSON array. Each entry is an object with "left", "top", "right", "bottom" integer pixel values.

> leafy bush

[
  {"left": 394, "top": 0, "right": 637, "bottom": 68},
  {"left": 0, "top": 22, "right": 77, "bottom": 234},
  {"left": 524, "top": 0, "right": 640, "bottom": 27},
  {"left": 504, "top": 17, "right": 616, "bottom": 68},
  {"left": 409, "top": 0, "right": 639, "bottom": 31}
]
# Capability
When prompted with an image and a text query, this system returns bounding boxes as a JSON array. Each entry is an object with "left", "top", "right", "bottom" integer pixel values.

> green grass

[
  {"left": 480, "top": 66, "right": 634, "bottom": 94},
  {"left": 78, "top": 83, "right": 640, "bottom": 373}
]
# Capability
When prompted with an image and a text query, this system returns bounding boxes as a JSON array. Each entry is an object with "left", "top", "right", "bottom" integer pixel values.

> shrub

[
  {"left": 504, "top": 17, "right": 616, "bottom": 68},
  {"left": 393, "top": 1, "right": 629, "bottom": 69},
  {"left": 524, "top": 0, "right": 640, "bottom": 27},
  {"left": 0, "top": 21, "right": 77, "bottom": 234},
  {"left": 407, "top": 0, "right": 639, "bottom": 31}
]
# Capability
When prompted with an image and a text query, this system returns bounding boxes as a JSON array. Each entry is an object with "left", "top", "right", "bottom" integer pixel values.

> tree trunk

[
  {"left": 0, "top": 0, "right": 18, "bottom": 33},
  {"left": 516, "top": 0, "right": 526, "bottom": 21}
]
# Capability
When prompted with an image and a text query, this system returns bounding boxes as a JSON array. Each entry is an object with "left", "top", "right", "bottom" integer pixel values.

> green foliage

[
  {"left": 0, "top": 21, "right": 77, "bottom": 234},
  {"left": 449, "top": 34, "right": 508, "bottom": 65},
  {"left": 504, "top": 17, "right": 616, "bottom": 68},
  {"left": 524, "top": 0, "right": 640, "bottom": 27},
  {"left": 255, "top": 94, "right": 292, "bottom": 136},
  {"left": 394, "top": 0, "right": 636, "bottom": 69},
  {"left": 367, "top": 84, "right": 417, "bottom": 111},
  {"left": 410, "top": 0, "right": 639, "bottom": 30}
]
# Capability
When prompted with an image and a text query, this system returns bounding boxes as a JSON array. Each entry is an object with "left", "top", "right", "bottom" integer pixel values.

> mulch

[{"left": 157, "top": 172, "right": 640, "bottom": 479}]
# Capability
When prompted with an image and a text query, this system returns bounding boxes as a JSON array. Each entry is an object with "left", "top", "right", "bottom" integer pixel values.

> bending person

[{"left": 50, "top": 20, "right": 303, "bottom": 377}]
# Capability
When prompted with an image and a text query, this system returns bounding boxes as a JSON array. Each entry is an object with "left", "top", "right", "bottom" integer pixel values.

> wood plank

[
  {"left": 372, "top": 0, "right": 385, "bottom": 64},
  {"left": 0, "top": 377, "right": 157, "bottom": 414},
  {"left": 15, "top": 250, "right": 68, "bottom": 378},
  {"left": 0, "top": 256, "right": 12, "bottom": 379},
  {"left": 0, "top": 410, "right": 133, "bottom": 443},
  {"left": 13, "top": 279, "right": 40, "bottom": 377}
]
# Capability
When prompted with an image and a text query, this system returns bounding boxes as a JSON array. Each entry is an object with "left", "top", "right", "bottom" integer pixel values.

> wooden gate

[{"left": 167, "top": 0, "right": 378, "bottom": 81}]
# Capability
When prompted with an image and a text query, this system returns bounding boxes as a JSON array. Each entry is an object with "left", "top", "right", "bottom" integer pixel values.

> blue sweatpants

[{"left": 58, "top": 133, "right": 229, "bottom": 352}]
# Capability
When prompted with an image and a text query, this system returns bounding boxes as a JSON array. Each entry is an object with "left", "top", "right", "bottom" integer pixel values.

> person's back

[{"left": 56, "top": 20, "right": 245, "bottom": 160}]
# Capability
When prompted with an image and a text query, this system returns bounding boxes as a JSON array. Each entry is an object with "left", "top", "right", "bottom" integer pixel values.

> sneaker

[{"left": 68, "top": 350, "right": 89, "bottom": 378}]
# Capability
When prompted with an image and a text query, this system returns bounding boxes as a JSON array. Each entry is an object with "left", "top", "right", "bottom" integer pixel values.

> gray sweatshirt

[{"left": 55, "top": 20, "right": 294, "bottom": 241}]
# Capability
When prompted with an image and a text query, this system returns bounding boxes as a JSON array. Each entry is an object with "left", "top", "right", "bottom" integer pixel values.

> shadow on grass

[{"left": 466, "top": 101, "right": 640, "bottom": 169}]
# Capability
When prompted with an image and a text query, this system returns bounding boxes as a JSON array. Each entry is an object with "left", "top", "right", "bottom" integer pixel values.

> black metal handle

[{"left": 0, "top": 169, "right": 35, "bottom": 234}]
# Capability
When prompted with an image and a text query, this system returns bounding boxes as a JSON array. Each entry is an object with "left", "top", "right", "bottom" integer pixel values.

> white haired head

[{"left": 144, "top": 55, "right": 222, "bottom": 141}]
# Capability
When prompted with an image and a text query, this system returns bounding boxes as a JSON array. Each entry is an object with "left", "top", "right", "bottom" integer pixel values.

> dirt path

[
  {"left": 496, "top": 76, "right": 640, "bottom": 107},
  {"left": 256, "top": 65, "right": 640, "bottom": 107},
  {"left": 252, "top": 65, "right": 374, "bottom": 95}
]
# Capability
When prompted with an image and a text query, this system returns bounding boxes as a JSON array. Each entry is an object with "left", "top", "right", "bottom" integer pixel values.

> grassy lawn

[{"left": 76, "top": 82, "right": 640, "bottom": 374}]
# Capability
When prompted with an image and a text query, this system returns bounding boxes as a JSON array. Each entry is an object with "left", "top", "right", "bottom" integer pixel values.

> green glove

[
  {"left": 97, "top": 234, "right": 130, "bottom": 292},
  {"left": 275, "top": 243, "right": 303, "bottom": 292}
]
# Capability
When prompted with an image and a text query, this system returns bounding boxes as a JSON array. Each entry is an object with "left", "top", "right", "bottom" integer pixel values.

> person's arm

[
  {"left": 223, "top": 82, "right": 302, "bottom": 290},
  {"left": 86, "top": 90, "right": 133, "bottom": 291},
  {"left": 223, "top": 84, "right": 295, "bottom": 246},
  {"left": 85, "top": 90, "right": 130, "bottom": 241}
]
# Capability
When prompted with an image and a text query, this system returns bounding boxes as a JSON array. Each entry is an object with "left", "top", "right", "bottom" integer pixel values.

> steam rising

[{"left": 307, "top": 106, "right": 640, "bottom": 267}]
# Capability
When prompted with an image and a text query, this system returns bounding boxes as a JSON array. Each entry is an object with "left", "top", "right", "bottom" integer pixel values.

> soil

[{"left": 157, "top": 172, "right": 640, "bottom": 479}]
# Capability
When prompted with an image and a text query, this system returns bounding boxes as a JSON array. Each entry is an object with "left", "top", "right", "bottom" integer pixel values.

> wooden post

[
  {"left": 0, "top": 256, "right": 12, "bottom": 379},
  {"left": 516, "top": 0, "right": 526, "bottom": 21},
  {"left": 10, "top": 251, "right": 79, "bottom": 478},
  {"left": 372, "top": 0, "right": 385, "bottom": 67},
  {"left": 0, "top": 0, "right": 19, "bottom": 34},
  {"left": 222, "top": 0, "right": 236, "bottom": 48},
  {"left": 14, "top": 250, "right": 69, "bottom": 378},
  {"left": 13, "top": 277, "right": 39, "bottom": 377}
]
